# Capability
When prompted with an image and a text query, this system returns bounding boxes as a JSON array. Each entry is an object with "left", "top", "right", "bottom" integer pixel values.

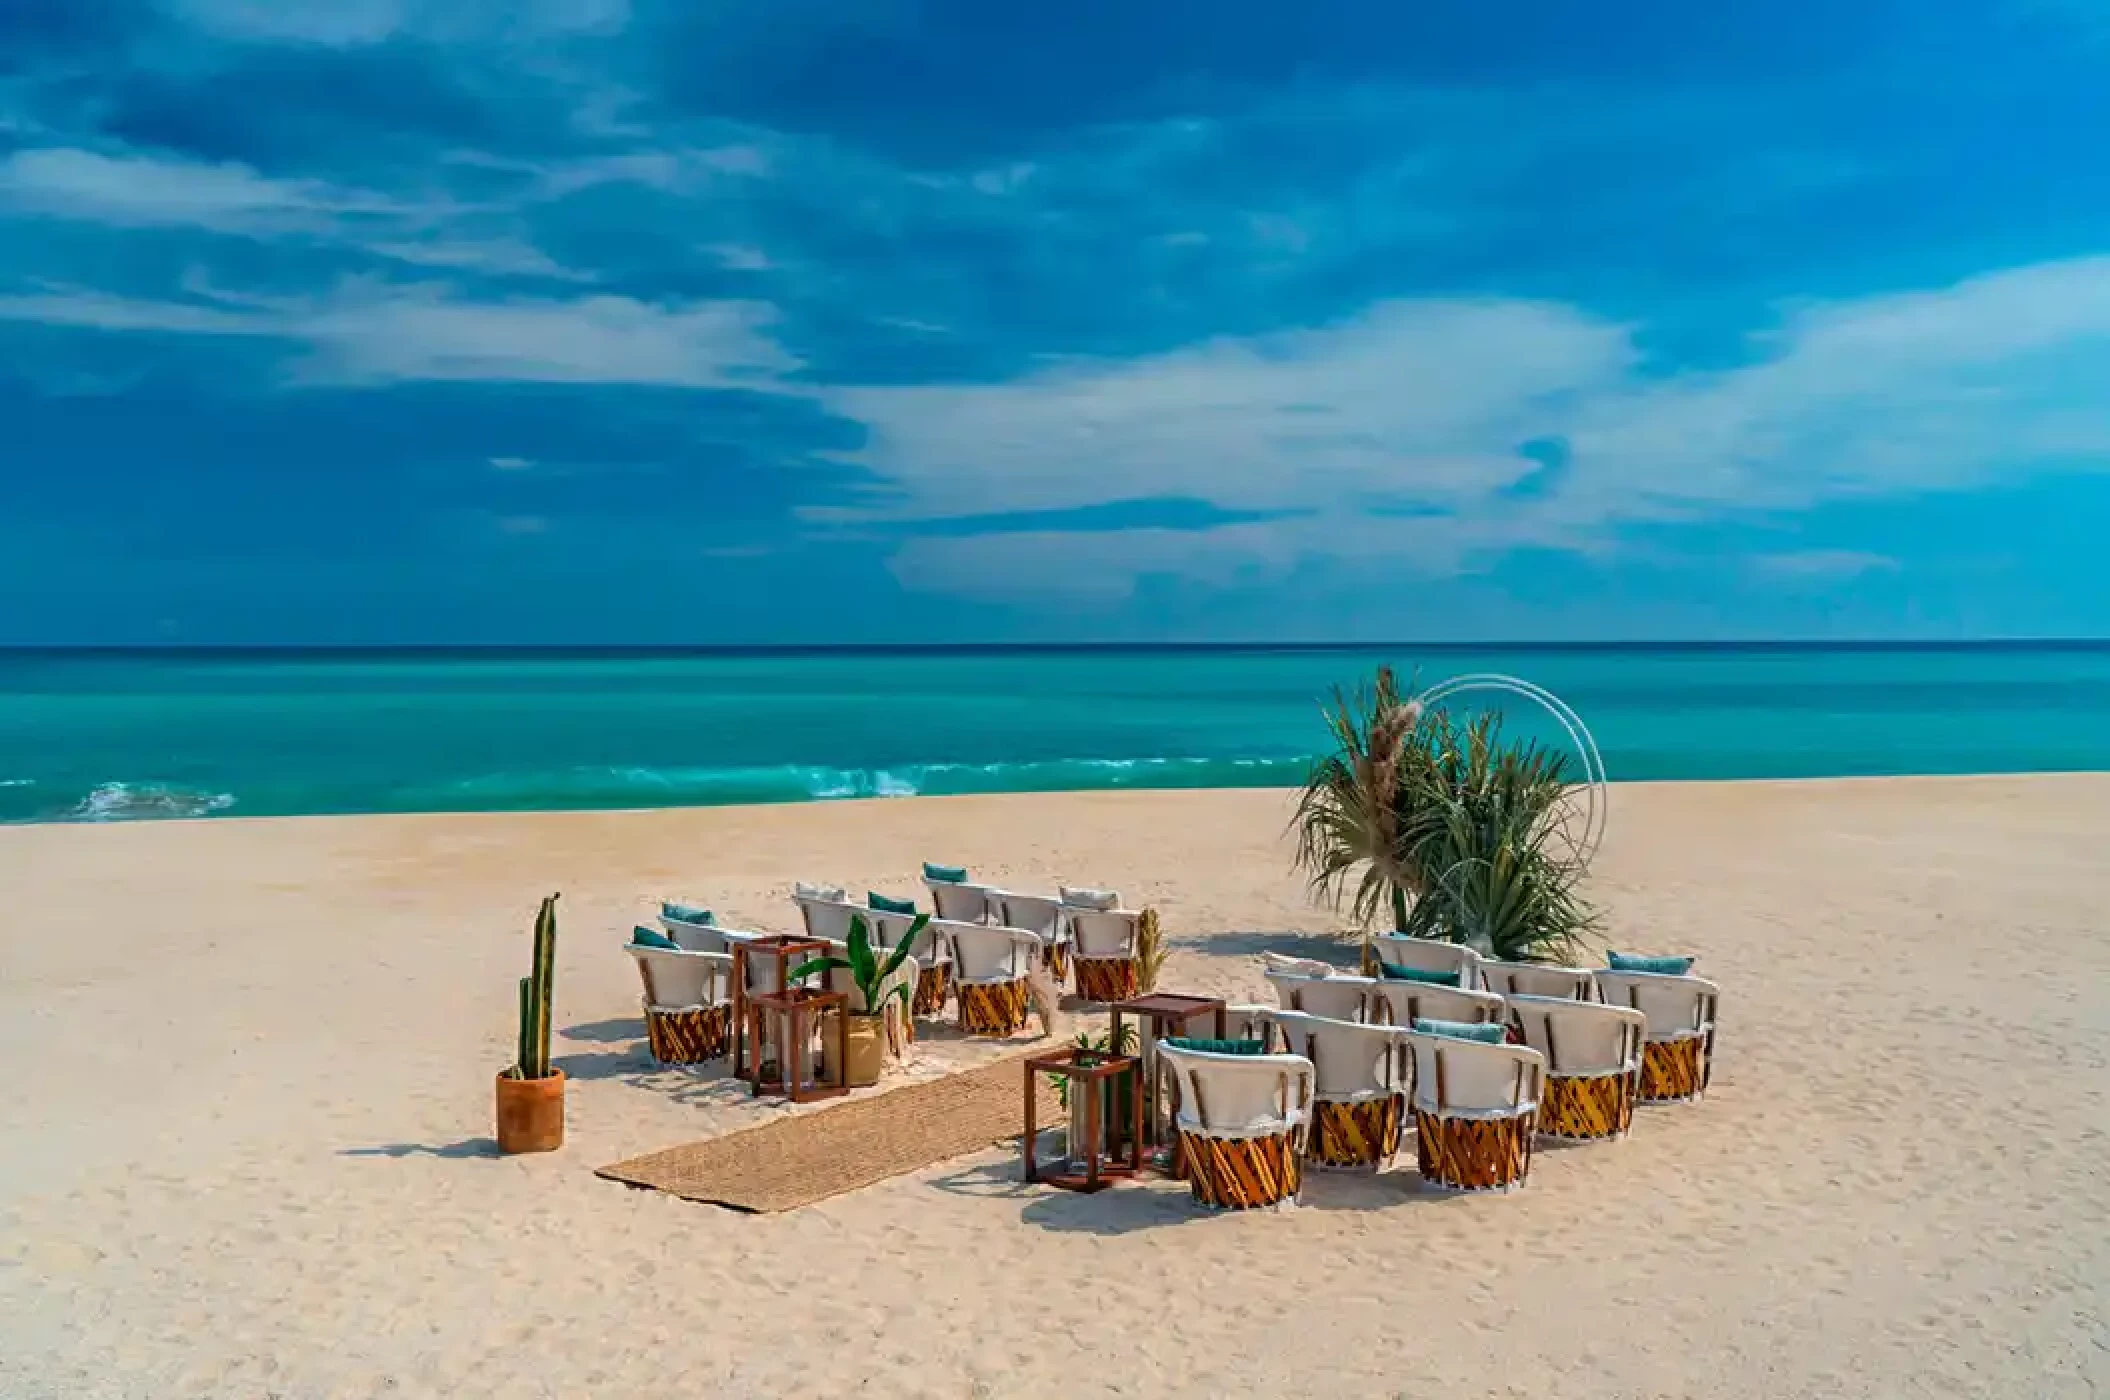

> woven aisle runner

[{"left": 596, "top": 1049, "right": 1065, "bottom": 1213}]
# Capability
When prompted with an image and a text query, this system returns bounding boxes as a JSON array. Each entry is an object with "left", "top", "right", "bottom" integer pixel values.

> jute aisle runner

[{"left": 597, "top": 1049, "right": 1065, "bottom": 1213}]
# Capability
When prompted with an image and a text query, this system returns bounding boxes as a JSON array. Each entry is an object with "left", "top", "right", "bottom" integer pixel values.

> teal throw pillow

[
  {"left": 923, "top": 863, "right": 969, "bottom": 884},
  {"left": 630, "top": 926, "right": 680, "bottom": 951},
  {"left": 1379, "top": 962, "right": 1462, "bottom": 986},
  {"left": 1162, "top": 1036, "right": 1266, "bottom": 1055},
  {"left": 661, "top": 902, "right": 715, "bottom": 926},
  {"left": 1412, "top": 1018, "right": 1507, "bottom": 1044},
  {"left": 868, "top": 892, "right": 917, "bottom": 915},
  {"left": 1607, "top": 951, "right": 1694, "bottom": 976}
]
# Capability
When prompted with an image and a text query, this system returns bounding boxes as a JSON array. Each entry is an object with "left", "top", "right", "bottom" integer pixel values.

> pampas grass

[
  {"left": 1135, "top": 907, "right": 1168, "bottom": 992},
  {"left": 1025, "top": 965, "right": 1063, "bottom": 1039}
]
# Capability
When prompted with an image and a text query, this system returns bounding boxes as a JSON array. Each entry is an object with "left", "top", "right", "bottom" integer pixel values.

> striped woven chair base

[
  {"left": 1309, "top": 1094, "right": 1404, "bottom": 1169},
  {"left": 1413, "top": 1109, "right": 1536, "bottom": 1192},
  {"left": 1639, "top": 1037, "right": 1706, "bottom": 1103},
  {"left": 1072, "top": 957, "right": 1139, "bottom": 1004},
  {"left": 958, "top": 979, "right": 1030, "bottom": 1036},
  {"left": 645, "top": 1004, "right": 732, "bottom": 1065},
  {"left": 912, "top": 963, "right": 954, "bottom": 1017},
  {"left": 1177, "top": 1130, "right": 1302, "bottom": 1210},
  {"left": 1041, "top": 943, "right": 1070, "bottom": 983},
  {"left": 1539, "top": 1072, "right": 1636, "bottom": 1142}
]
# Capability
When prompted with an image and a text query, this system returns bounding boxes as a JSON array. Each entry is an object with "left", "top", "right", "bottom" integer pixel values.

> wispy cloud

[
  {"left": 169, "top": 0, "right": 632, "bottom": 47},
  {"left": 0, "top": 283, "right": 798, "bottom": 387},
  {"left": 1750, "top": 550, "right": 1901, "bottom": 581}
]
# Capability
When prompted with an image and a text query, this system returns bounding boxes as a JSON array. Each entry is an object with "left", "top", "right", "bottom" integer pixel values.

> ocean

[{"left": 2, "top": 644, "right": 2106, "bottom": 824}]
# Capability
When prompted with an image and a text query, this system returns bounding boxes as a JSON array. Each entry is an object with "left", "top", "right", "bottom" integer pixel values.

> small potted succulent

[
  {"left": 786, "top": 911, "right": 923, "bottom": 1088},
  {"left": 495, "top": 893, "right": 565, "bottom": 1154}
]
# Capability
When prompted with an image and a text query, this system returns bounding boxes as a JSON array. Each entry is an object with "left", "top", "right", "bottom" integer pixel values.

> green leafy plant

[
  {"left": 785, "top": 911, "right": 925, "bottom": 1018},
  {"left": 1294, "top": 669, "right": 1598, "bottom": 965},
  {"left": 1050, "top": 1022, "right": 1139, "bottom": 1111},
  {"left": 507, "top": 893, "right": 560, "bottom": 1080}
]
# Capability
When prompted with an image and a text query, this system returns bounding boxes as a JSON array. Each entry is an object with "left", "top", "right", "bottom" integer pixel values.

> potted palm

[
  {"left": 785, "top": 912, "right": 923, "bottom": 1087},
  {"left": 496, "top": 893, "right": 565, "bottom": 1154}
]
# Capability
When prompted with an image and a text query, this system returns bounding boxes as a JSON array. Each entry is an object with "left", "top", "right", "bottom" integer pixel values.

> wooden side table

[
  {"left": 731, "top": 935, "right": 826, "bottom": 1082},
  {"left": 747, "top": 988, "right": 848, "bottom": 1103},
  {"left": 1022, "top": 1047, "right": 1141, "bottom": 1193},
  {"left": 1110, "top": 993, "right": 1227, "bottom": 1155}
]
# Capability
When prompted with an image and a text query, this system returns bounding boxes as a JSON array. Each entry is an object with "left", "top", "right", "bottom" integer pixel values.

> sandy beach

[{"left": 2, "top": 775, "right": 2106, "bottom": 1399}]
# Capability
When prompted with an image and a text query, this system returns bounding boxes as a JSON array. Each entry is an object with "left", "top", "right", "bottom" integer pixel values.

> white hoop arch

[{"left": 1417, "top": 672, "right": 1609, "bottom": 868}]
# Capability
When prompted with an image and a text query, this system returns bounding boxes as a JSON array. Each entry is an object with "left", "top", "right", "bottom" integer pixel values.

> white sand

[{"left": 2, "top": 777, "right": 2107, "bottom": 1399}]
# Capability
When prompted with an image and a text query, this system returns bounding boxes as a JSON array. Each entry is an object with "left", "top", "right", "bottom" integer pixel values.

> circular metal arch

[{"left": 1416, "top": 672, "right": 1609, "bottom": 867}]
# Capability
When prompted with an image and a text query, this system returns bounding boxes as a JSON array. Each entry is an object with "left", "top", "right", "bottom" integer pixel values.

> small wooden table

[
  {"left": 1022, "top": 1047, "right": 1142, "bottom": 1193},
  {"left": 746, "top": 988, "right": 848, "bottom": 1103},
  {"left": 731, "top": 935, "right": 826, "bottom": 1082},
  {"left": 1109, "top": 994, "right": 1228, "bottom": 1155}
]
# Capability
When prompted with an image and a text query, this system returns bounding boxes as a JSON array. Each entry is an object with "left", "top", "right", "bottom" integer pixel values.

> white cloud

[
  {"left": 0, "top": 149, "right": 379, "bottom": 233},
  {"left": 820, "top": 298, "right": 1632, "bottom": 521},
  {"left": 1750, "top": 551, "right": 1900, "bottom": 581},
  {"left": 834, "top": 253, "right": 2110, "bottom": 603},
  {"left": 0, "top": 284, "right": 799, "bottom": 388},
  {"left": 169, "top": 0, "right": 630, "bottom": 46}
]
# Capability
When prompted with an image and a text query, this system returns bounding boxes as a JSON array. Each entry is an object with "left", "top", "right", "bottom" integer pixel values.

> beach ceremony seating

[
  {"left": 627, "top": 937, "right": 736, "bottom": 1065},
  {"left": 1366, "top": 977, "right": 1506, "bottom": 1031},
  {"left": 923, "top": 863, "right": 993, "bottom": 924},
  {"left": 1372, "top": 932, "right": 1483, "bottom": 989},
  {"left": 1480, "top": 960, "right": 1598, "bottom": 1001},
  {"left": 989, "top": 891, "right": 1069, "bottom": 981},
  {"left": 1156, "top": 1039, "right": 1316, "bottom": 1210},
  {"left": 659, "top": 901, "right": 724, "bottom": 952},
  {"left": 1264, "top": 960, "right": 1376, "bottom": 1022},
  {"left": 857, "top": 905, "right": 951, "bottom": 1018},
  {"left": 1594, "top": 970, "right": 1720, "bottom": 1103},
  {"left": 1068, "top": 906, "right": 1144, "bottom": 1004},
  {"left": 1506, "top": 996, "right": 1646, "bottom": 1142},
  {"left": 1404, "top": 1027, "right": 1546, "bottom": 1192},
  {"left": 1271, "top": 1010, "right": 1411, "bottom": 1170},
  {"left": 946, "top": 923, "right": 1041, "bottom": 1035},
  {"left": 791, "top": 883, "right": 860, "bottom": 942}
]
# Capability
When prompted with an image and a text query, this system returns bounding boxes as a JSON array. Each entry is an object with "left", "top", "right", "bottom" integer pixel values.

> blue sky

[{"left": 2, "top": 0, "right": 2107, "bottom": 644}]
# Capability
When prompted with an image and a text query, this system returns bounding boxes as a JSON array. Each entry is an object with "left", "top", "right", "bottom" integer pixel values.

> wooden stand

[
  {"left": 1639, "top": 1037, "right": 1706, "bottom": 1103},
  {"left": 1540, "top": 1071, "right": 1637, "bottom": 1141},
  {"left": 746, "top": 988, "right": 849, "bottom": 1103},
  {"left": 1310, "top": 1094, "right": 1404, "bottom": 1168},
  {"left": 1022, "top": 1048, "right": 1142, "bottom": 1192},
  {"left": 731, "top": 935, "right": 826, "bottom": 1082},
  {"left": 958, "top": 978, "right": 1030, "bottom": 1036},
  {"left": 1073, "top": 957, "right": 1140, "bottom": 1005},
  {"left": 912, "top": 961, "right": 953, "bottom": 1017},
  {"left": 1176, "top": 1130, "right": 1301, "bottom": 1210},
  {"left": 644, "top": 1004, "right": 732, "bottom": 1065},
  {"left": 1110, "top": 994, "right": 1228, "bottom": 1158},
  {"left": 1413, "top": 1109, "right": 1536, "bottom": 1192}
]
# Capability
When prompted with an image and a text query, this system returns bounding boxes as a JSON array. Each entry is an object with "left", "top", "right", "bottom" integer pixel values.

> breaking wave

[
  {"left": 62, "top": 781, "right": 238, "bottom": 822},
  {"left": 404, "top": 754, "right": 1312, "bottom": 811}
]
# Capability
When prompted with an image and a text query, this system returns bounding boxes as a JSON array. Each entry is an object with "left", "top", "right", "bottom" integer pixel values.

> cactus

[{"left": 511, "top": 893, "right": 560, "bottom": 1080}]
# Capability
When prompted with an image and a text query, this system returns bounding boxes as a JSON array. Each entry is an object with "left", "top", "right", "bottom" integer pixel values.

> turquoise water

[{"left": 2, "top": 645, "right": 2107, "bottom": 823}]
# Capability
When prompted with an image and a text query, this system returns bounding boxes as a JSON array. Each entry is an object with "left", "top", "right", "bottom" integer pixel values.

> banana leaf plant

[{"left": 785, "top": 911, "right": 925, "bottom": 1019}]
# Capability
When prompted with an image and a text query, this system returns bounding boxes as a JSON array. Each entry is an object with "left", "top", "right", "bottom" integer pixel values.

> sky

[{"left": 2, "top": 0, "right": 2108, "bottom": 645}]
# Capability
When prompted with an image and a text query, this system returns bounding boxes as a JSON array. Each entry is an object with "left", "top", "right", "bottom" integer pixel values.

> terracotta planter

[
  {"left": 842, "top": 1014, "right": 886, "bottom": 1088},
  {"left": 495, "top": 1069, "right": 565, "bottom": 1155}
]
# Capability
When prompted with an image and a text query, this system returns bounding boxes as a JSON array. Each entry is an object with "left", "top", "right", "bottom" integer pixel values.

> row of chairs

[
  {"left": 790, "top": 881, "right": 1150, "bottom": 1008},
  {"left": 1143, "top": 949, "right": 1720, "bottom": 1209}
]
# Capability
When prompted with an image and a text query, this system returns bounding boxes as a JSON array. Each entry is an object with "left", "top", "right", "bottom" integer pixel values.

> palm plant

[
  {"left": 1290, "top": 666, "right": 1426, "bottom": 930},
  {"left": 786, "top": 912, "right": 923, "bottom": 1019},
  {"left": 1296, "top": 670, "right": 1598, "bottom": 964}
]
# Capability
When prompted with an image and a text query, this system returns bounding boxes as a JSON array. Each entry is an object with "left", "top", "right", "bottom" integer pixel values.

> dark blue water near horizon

[{"left": 3, "top": 642, "right": 2107, "bottom": 823}]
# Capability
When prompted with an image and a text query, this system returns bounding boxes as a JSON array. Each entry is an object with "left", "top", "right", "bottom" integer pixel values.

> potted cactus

[
  {"left": 495, "top": 893, "right": 565, "bottom": 1154},
  {"left": 786, "top": 911, "right": 922, "bottom": 1087}
]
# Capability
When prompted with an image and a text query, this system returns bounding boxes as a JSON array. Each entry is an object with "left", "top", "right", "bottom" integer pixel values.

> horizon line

[{"left": 5, "top": 639, "right": 2110, "bottom": 657}]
